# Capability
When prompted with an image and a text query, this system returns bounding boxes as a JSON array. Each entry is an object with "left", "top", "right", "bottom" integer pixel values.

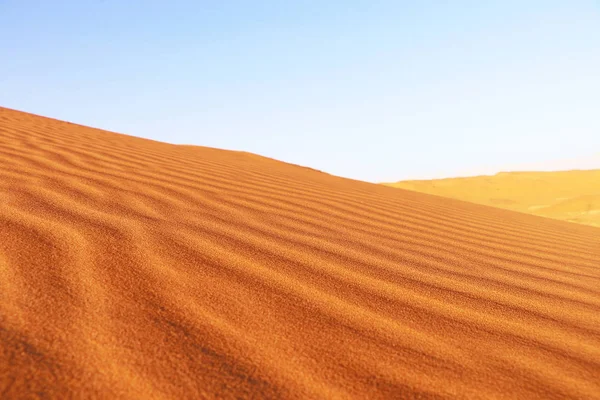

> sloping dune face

[
  {"left": 1, "top": 107, "right": 600, "bottom": 400},
  {"left": 384, "top": 171, "right": 600, "bottom": 227}
]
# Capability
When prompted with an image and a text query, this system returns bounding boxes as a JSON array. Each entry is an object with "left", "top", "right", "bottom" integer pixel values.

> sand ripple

[{"left": 1, "top": 107, "right": 599, "bottom": 399}]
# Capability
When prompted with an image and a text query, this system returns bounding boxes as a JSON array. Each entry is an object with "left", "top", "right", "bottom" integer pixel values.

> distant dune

[
  {"left": 1, "top": 106, "right": 599, "bottom": 399},
  {"left": 383, "top": 170, "right": 600, "bottom": 228}
]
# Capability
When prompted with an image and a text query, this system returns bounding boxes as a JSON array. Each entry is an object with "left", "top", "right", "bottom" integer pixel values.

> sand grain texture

[{"left": 1, "top": 107, "right": 600, "bottom": 399}]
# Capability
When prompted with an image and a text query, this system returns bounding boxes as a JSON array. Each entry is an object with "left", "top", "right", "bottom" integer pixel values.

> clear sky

[{"left": 1, "top": 1, "right": 599, "bottom": 182}]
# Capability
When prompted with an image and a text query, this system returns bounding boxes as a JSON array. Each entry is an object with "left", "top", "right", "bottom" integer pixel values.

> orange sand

[
  {"left": 1, "top": 106, "right": 599, "bottom": 399},
  {"left": 384, "top": 171, "right": 600, "bottom": 227}
]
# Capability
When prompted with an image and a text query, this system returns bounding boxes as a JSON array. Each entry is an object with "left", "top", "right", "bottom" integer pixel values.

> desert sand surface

[
  {"left": 384, "top": 171, "right": 600, "bottom": 228},
  {"left": 1, "top": 106, "right": 600, "bottom": 399}
]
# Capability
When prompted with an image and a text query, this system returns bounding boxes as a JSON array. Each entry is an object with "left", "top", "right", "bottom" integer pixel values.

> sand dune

[
  {"left": 1, "top": 106, "right": 599, "bottom": 399},
  {"left": 383, "top": 171, "right": 600, "bottom": 228}
]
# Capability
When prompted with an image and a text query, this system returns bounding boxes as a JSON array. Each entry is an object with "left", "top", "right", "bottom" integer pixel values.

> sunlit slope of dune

[
  {"left": 384, "top": 170, "right": 600, "bottom": 227},
  {"left": 1, "top": 106, "right": 599, "bottom": 399}
]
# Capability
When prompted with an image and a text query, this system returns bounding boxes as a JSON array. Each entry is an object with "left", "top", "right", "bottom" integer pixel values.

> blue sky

[{"left": 1, "top": 1, "right": 599, "bottom": 182}]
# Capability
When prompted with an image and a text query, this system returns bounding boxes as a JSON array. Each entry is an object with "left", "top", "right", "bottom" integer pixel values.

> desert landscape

[
  {"left": 1, "top": 106, "right": 600, "bottom": 399},
  {"left": 384, "top": 170, "right": 600, "bottom": 228}
]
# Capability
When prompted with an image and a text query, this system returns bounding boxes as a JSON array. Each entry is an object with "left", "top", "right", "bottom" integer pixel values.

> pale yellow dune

[{"left": 383, "top": 170, "right": 600, "bottom": 227}]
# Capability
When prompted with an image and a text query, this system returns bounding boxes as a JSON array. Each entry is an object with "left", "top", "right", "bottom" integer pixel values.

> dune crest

[{"left": 1, "top": 106, "right": 600, "bottom": 399}]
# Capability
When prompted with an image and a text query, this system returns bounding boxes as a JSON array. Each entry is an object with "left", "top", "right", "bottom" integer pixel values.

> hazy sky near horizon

[{"left": 1, "top": 1, "right": 599, "bottom": 182}]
